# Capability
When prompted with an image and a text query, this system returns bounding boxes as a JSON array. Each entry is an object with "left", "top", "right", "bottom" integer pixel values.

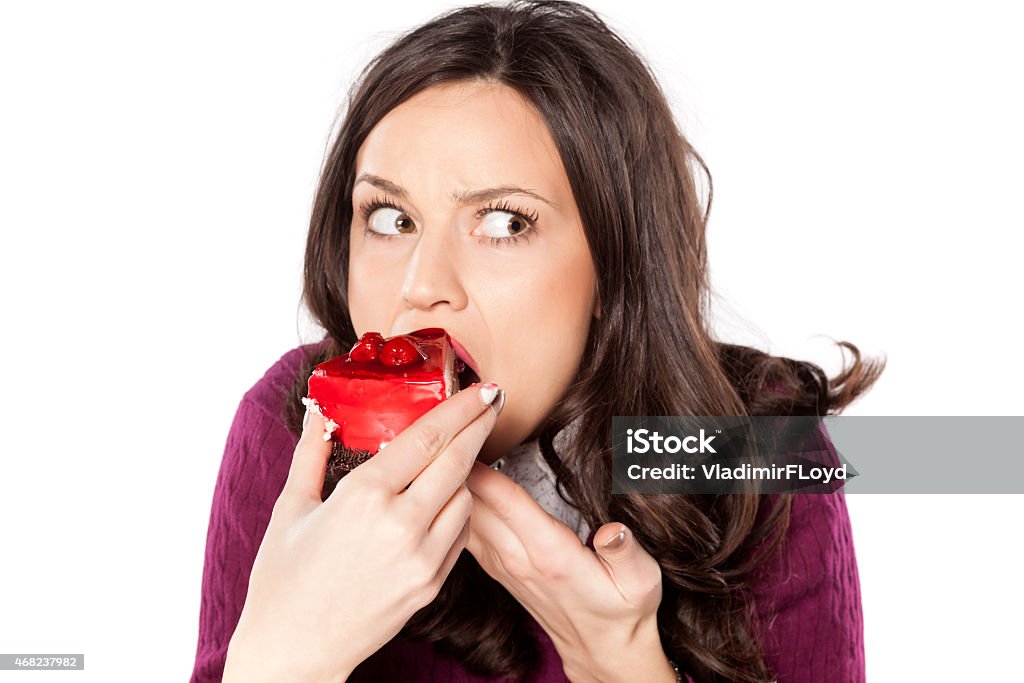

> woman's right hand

[{"left": 222, "top": 382, "right": 504, "bottom": 683}]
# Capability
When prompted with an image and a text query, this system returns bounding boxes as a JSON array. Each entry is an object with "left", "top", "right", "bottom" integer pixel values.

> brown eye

[
  {"left": 367, "top": 207, "right": 415, "bottom": 236},
  {"left": 479, "top": 210, "right": 531, "bottom": 239},
  {"left": 395, "top": 214, "right": 414, "bottom": 233}
]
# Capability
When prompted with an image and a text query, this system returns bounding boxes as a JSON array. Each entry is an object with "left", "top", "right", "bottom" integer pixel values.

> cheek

[
  {"left": 485, "top": 247, "right": 595, "bottom": 403},
  {"left": 530, "top": 250, "right": 595, "bottom": 339}
]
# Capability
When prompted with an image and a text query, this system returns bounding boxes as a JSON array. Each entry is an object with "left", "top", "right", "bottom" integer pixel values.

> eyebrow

[{"left": 354, "top": 172, "right": 557, "bottom": 209}]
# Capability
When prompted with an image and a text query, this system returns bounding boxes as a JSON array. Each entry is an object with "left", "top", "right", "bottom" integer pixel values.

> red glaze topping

[
  {"left": 410, "top": 327, "right": 445, "bottom": 339},
  {"left": 378, "top": 335, "right": 427, "bottom": 367},
  {"left": 306, "top": 328, "right": 457, "bottom": 454},
  {"left": 348, "top": 332, "right": 385, "bottom": 363}
]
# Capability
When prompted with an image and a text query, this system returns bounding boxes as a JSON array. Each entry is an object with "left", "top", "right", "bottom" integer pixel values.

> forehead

[{"left": 354, "top": 81, "right": 568, "bottom": 199}]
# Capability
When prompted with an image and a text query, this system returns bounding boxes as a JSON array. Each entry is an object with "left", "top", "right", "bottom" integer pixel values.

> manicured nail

[
  {"left": 303, "top": 409, "right": 311, "bottom": 430},
  {"left": 602, "top": 529, "right": 627, "bottom": 550},
  {"left": 490, "top": 389, "right": 505, "bottom": 416},
  {"left": 479, "top": 382, "right": 499, "bottom": 406}
]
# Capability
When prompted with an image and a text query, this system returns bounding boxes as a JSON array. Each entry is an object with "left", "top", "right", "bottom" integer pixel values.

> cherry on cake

[{"left": 303, "top": 327, "right": 477, "bottom": 498}]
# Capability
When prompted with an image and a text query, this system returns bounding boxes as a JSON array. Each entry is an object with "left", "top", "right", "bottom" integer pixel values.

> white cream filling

[{"left": 302, "top": 396, "right": 337, "bottom": 441}]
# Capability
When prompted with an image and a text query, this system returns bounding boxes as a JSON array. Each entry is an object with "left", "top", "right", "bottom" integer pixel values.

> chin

[
  {"left": 477, "top": 428, "right": 521, "bottom": 465},
  {"left": 477, "top": 434, "right": 505, "bottom": 466},
  {"left": 479, "top": 414, "right": 545, "bottom": 464}
]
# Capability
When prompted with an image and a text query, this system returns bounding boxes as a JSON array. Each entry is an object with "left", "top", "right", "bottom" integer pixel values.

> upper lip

[{"left": 448, "top": 335, "right": 480, "bottom": 376}]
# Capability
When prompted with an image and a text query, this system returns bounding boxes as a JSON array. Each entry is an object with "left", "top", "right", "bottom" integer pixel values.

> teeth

[{"left": 453, "top": 359, "right": 480, "bottom": 393}]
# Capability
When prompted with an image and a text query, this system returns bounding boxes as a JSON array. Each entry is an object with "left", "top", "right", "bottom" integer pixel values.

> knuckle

[
  {"left": 410, "top": 581, "right": 440, "bottom": 612},
  {"left": 411, "top": 424, "right": 448, "bottom": 464},
  {"left": 354, "top": 479, "right": 391, "bottom": 511},
  {"left": 410, "top": 553, "right": 439, "bottom": 590},
  {"left": 534, "top": 551, "right": 570, "bottom": 581},
  {"left": 499, "top": 551, "right": 531, "bottom": 582},
  {"left": 455, "top": 485, "right": 474, "bottom": 513},
  {"left": 490, "top": 491, "right": 515, "bottom": 521},
  {"left": 433, "top": 454, "right": 463, "bottom": 487},
  {"left": 392, "top": 501, "right": 424, "bottom": 533},
  {"left": 378, "top": 509, "right": 415, "bottom": 545},
  {"left": 423, "top": 573, "right": 445, "bottom": 600}
]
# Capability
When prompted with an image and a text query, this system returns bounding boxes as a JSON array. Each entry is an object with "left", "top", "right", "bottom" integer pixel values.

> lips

[
  {"left": 449, "top": 335, "right": 482, "bottom": 387},
  {"left": 390, "top": 327, "right": 481, "bottom": 389}
]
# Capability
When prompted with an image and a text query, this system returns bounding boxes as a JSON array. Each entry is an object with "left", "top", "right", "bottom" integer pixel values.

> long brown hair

[{"left": 283, "top": 2, "right": 885, "bottom": 680}]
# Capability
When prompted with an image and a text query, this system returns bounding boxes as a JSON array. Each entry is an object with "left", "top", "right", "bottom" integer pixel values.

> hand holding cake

[
  {"left": 223, "top": 357, "right": 503, "bottom": 683},
  {"left": 302, "top": 327, "right": 478, "bottom": 499}
]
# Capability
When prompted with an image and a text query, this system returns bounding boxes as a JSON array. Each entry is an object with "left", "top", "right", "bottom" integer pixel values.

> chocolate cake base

[{"left": 321, "top": 442, "right": 374, "bottom": 501}]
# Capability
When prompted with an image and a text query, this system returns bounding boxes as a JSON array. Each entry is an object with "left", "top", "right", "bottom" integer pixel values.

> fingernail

[
  {"left": 602, "top": 529, "right": 627, "bottom": 550},
  {"left": 490, "top": 389, "right": 505, "bottom": 417},
  {"left": 301, "top": 397, "right": 314, "bottom": 429},
  {"left": 479, "top": 382, "right": 499, "bottom": 406}
]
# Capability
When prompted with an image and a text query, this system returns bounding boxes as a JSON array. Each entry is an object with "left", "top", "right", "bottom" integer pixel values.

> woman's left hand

[{"left": 464, "top": 461, "right": 678, "bottom": 683}]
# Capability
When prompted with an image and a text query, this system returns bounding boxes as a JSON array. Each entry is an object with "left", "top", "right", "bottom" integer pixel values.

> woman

[{"left": 191, "top": 2, "right": 884, "bottom": 681}]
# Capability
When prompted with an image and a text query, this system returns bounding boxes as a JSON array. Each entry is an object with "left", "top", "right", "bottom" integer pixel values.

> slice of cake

[{"left": 303, "top": 327, "right": 464, "bottom": 498}]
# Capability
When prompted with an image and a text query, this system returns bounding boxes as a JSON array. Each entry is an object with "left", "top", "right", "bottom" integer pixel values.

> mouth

[{"left": 449, "top": 336, "right": 481, "bottom": 389}]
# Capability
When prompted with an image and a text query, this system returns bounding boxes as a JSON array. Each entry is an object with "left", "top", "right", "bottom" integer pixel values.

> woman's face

[{"left": 348, "top": 81, "right": 598, "bottom": 463}]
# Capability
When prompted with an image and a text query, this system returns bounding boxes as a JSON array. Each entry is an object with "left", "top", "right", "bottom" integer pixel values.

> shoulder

[
  {"left": 240, "top": 339, "right": 332, "bottom": 427},
  {"left": 753, "top": 491, "right": 857, "bottom": 605},
  {"left": 215, "top": 339, "right": 333, "bottom": 500},
  {"left": 749, "top": 491, "right": 864, "bottom": 679}
]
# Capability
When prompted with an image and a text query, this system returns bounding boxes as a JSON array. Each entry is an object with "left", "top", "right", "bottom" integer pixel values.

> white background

[{"left": 1, "top": 1, "right": 1021, "bottom": 680}]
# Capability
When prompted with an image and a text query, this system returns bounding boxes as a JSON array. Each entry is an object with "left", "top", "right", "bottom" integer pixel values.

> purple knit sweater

[{"left": 189, "top": 344, "right": 865, "bottom": 682}]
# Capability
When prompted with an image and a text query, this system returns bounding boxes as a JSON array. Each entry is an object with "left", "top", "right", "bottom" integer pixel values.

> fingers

[
  {"left": 464, "top": 485, "right": 529, "bottom": 579},
  {"left": 422, "top": 483, "right": 473, "bottom": 561},
  {"left": 410, "top": 485, "right": 473, "bottom": 602},
  {"left": 279, "top": 407, "right": 332, "bottom": 510},
  {"left": 593, "top": 523, "right": 664, "bottom": 609},
  {"left": 430, "top": 516, "right": 471, "bottom": 592},
  {"left": 360, "top": 383, "right": 503, "bottom": 498},
  {"left": 398, "top": 387, "right": 503, "bottom": 520},
  {"left": 464, "top": 460, "right": 569, "bottom": 561}
]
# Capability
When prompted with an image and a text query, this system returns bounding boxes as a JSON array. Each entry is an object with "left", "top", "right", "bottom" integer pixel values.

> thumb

[
  {"left": 594, "top": 523, "right": 664, "bottom": 610},
  {"left": 281, "top": 402, "right": 332, "bottom": 508}
]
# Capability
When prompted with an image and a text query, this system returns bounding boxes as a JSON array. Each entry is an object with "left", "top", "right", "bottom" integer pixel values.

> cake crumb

[
  {"left": 323, "top": 418, "right": 338, "bottom": 441},
  {"left": 301, "top": 396, "right": 324, "bottom": 416}
]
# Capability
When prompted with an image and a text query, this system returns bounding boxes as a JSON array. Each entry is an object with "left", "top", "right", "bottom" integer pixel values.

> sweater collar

[{"left": 487, "top": 418, "right": 592, "bottom": 545}]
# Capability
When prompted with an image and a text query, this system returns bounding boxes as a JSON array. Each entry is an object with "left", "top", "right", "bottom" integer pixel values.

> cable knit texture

[{"left": 189, "top": 344, "right": 864, "bottom": 682}]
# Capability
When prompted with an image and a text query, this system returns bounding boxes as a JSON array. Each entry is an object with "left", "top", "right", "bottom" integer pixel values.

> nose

[{"left": 400, "top": 227, "right": 468, "bottom": 312}]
